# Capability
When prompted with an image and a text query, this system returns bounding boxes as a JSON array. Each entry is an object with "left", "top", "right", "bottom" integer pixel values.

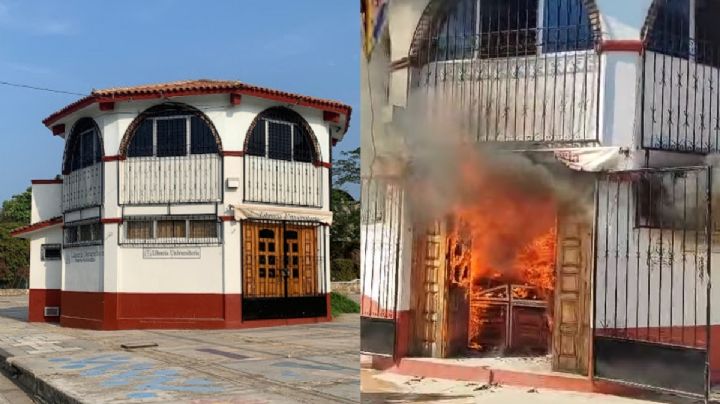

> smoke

[{"left": 384, "top": 92, "right": 594, "bottom": 274}]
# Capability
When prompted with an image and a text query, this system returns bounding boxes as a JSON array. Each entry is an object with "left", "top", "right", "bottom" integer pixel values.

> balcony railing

[
  {"left": 244, "top": 155, "right": 323, "bottom": 208},
  {"left": 63, "top": 163, "right": 102, "bottom": 212},
  {"left": 120, "top": 154, "right": 222, "bottom": 205},
  {"left": 411, "top": 21, "right": 600, "bottom": 146},
  {"left": 641, "top": 49, "right": 720, "bottom": 153}
]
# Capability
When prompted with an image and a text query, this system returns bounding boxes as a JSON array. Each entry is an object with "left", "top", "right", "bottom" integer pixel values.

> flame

[{"left": 442, "top": 155, "right": 557, "bottom": 352}]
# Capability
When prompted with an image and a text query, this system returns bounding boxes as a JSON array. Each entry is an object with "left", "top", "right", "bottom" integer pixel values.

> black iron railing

[
  {"left": 410, "top": 0, "right": 600, "bottom": 145},
  {"left": 641, "top": 0, "right": 720, "bottom": 153}
]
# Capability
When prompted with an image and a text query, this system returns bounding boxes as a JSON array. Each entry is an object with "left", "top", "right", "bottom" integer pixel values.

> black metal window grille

[
  {"left": 428, "top": 0, "right": 593, "bottom": 62},
  {"left": 412, "top": 0, "right": 599, "bottom": 144},
  {"left": 127, "top": 115, "right": 218, "bottom": 157},
  {"left": 120, "top": 215, "right": 221, "bottom": 245},
  {"left": 641, "top": 0, "right": 720, "bottom": 153},
  {"left": 64, "top": 119, "right": 102, "bottom": 174},
  {"left": 64, "top": 219, "right": 102, "bottom": 248},
  {"left": 41, "top": 244, "right": 62, "bottom": 261},
  {"left": 246, "top": 118, "right": 315, "bottom": 163},
  {"left": 646, "top": 0, "right": 720, "bottom": 66},
  {"left": 594, "top": 167, "right": 712, "bottom": 397}
]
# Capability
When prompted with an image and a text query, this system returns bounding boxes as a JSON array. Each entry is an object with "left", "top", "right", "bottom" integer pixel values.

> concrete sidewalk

[
  {"left": 361, "top": 369, "right": 686, "bottom": 404},
  {"left": 0, "top": 294, "right": 359, "bottom": 403}
]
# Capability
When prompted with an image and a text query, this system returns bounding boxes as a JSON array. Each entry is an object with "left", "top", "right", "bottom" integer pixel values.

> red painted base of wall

[{"left": 28, "top": 289, "right": 331, "bottom": 330}]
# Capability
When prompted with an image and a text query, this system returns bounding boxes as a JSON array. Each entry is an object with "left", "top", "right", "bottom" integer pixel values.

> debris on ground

[{"left": 528, "top": 388, "right": 539, "bottom": 393}]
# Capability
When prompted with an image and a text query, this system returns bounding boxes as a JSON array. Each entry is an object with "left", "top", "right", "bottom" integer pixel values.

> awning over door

[
  {"left": 232, "top": 206, "right": 333, "bottom": 225},
  {"left": 552, "top": 147, "right": 631, "bottom": 172}
]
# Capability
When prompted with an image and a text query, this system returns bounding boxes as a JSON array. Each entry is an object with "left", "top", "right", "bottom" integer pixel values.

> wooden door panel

[{"left": 552, "top": 215, "right": 591, "bottom": 375}]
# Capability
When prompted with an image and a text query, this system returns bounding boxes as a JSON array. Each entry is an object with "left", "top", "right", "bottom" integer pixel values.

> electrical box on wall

[{"left": 226, "top": 178, "right": 240, "bottom": 189}]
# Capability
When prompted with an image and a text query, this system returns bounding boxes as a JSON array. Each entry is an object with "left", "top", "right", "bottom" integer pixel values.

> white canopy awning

[
  {"left": 552, "top": 146, "right": 631, "bottom": 172},
  {"left": 232, "top": 205, "right": 333, "bottom": 225}
]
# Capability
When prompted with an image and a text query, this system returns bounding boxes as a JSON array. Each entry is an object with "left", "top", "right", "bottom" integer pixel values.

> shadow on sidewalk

[{"left": 0, "top": 306, "right": 27, "bottom": 321}]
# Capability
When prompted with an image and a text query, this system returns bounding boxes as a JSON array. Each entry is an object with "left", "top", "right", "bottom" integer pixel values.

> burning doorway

[{"left": 408, "top": 161, "right": 592, "bottom": 375}]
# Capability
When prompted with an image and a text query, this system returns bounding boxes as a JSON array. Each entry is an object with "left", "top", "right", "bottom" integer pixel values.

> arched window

[
  {"left": 245, "top": 108, "right": 317, "bottom": 163},
  {"left": 646, "top": 0, "right": 720, "bottom": 66},
  {"left": 63, "top": 118, "right": 102, "bottom": 174},
  {"left": 125, "top": 104, "right": 220, "bottom": 158},
  {"left": 423, "top": 0, "right": 594, "bottom": 63}
]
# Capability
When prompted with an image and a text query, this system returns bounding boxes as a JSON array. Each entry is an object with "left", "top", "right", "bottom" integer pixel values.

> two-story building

[
  {"left": 361, "top": 0, "right": 720, "bottom": 399},
  {"left": 12, "top": 80, "right": 351, "bottom": 330}
]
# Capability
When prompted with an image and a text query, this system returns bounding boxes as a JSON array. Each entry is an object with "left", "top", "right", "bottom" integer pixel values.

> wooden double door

[{"left": 243, "top": 221, "right": 319, "bottom": 298}]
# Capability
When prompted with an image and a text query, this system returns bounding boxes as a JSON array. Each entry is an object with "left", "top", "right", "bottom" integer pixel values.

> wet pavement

[{"left": 0, "top": 294, "right": 359, "bottom": 403}]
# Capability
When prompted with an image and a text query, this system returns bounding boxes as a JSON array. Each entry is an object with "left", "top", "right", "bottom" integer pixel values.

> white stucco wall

[
  {"left": 31, "top": 183, "right": 61, "bottom": 223},
  {"left": 28, "top": 228, "right": 62, "bottom": 290}
]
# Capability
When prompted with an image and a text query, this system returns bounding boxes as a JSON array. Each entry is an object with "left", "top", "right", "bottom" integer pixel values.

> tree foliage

[
  {"left": 0, "top": 188, "right": 31, "bottom": 288},
  {"left": 1, "top": 187, "right": 31, "bottom": 224},
  {"left": 331, "top": 147, "right": 361, "bottom": 281}
]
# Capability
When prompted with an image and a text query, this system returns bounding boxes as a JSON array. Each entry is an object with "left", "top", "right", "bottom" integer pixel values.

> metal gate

[
  {"left": 593, "top": 167, "right": 712, "bottom": 399},
  {"left": 241, "top": 219, "right": 328, "bottom": 320},
  {"left": 360, "top": 178, "right": 404, "bottom": 356}
]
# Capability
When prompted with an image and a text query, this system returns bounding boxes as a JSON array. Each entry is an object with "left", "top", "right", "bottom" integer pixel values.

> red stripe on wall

[
  {"left": 40, "top": 291, "right": 329, "bottom": 330},
  {"left": 31, "top": 179, "right": 63, "bottom": 185},
  {"left": 222, "top": 151, "right": 245, "bottom": 157},
  {"left": 598, "top": 39, "right": 645, "bottom": 54},
  {"left": 28, "top": 289, "right": 61, "bottom": 323},
  {"left": 100, "top": 218, "right": 123, "bottom": 224},
  {"left": 102, "top": 155, "right": 125, "bottom": 162}
]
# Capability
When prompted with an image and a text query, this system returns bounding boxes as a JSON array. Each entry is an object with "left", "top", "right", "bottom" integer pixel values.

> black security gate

[
  {"left": 360, "top": 178, "right": 404, "bottom": 357},
  {"left": 593, "top": 167, "right": 713, "bottom": 400},
  {"left": 241, "top": 219, "right": 328, "bottom": 321}
]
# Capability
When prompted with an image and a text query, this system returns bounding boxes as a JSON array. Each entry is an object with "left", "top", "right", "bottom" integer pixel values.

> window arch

[
  {"left": 120, "top": 103, "right": 221, "bottom": 158},
  {"left": 410, "top": 0, "right": 598, "bottom": 65},
  {"left": 244, "top": 107, "right": 319, "bottom": 163},
  {"left": 63, "top": 118, "right": 102, "bottom": 174},
  {"left": 644, "top": 0, "right": 720, "bottom": 66}
]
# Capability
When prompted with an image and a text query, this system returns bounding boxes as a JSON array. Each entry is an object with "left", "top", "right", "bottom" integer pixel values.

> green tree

[
  {"left": 1, "top": 187, "right": 31, "bottom": 224},
  {"left": 0, "top": 188, "right": 31, "bottom": 288},
  {"left": 331, "top": 147, "right": 361, "bottom": 281}
]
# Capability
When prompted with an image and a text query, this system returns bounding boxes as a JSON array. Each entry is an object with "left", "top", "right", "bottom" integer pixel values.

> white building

[
  {"left": 361, "top": 0, "right": 720, "bottom": 397},
  {"left": 12, "top": 79, "right": 351, "bottom": 330}
]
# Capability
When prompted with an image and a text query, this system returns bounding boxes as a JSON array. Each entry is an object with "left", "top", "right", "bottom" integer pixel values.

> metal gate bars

[
  {"left": 593, "top": 166, "right": 712, "bottom": 399},
  {"left": 360, "top": 178, "right": 404, "bottom": 357},
  {"left": 241, "top": 219, "right": 329, "bottom": 321}
]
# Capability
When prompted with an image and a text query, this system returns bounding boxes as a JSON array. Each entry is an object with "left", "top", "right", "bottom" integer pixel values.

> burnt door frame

[
  {"left": 241, "top": 219, "right": 328, "bottom": 321},
  {"left": 591, "top": 167, "right": 712, "bottom": 400}
]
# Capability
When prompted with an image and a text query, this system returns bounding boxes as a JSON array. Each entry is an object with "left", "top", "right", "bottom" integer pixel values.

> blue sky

[{"left": 0, "top": 0, "right": 359, "bottom": 202}]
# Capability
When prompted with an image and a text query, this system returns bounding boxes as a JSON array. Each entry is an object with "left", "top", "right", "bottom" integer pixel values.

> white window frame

[
  {"left": 41, "top": 244, "right": 62, "bottom": 261},
  {"left": 261, "top": 118, "right": 299, "bottom": 161},
  {"left": 122, "top": 216, "right": 221, "bottom": 245}
]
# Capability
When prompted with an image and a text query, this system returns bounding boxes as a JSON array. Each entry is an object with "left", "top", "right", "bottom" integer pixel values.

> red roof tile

[
  {"left": 11, "top": 216, "right": 63, "bottom": 238},
  {"left": 42, "top": 80, "right": 352, "bottom": 135}
]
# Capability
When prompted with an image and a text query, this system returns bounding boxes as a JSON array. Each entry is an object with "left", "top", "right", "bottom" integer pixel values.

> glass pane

[
  {"left": 293, "top": 126, "right": 314, "bottom": 162},
  {"left": 43, "top": 245, "right": 62, "bottom": 260},
  {"left": 259, "top": 268, "right": 266, "bottom": 278},
  {"left": 157, "top": 220, "right": 186, "bottom": 238},
  {"left": 65, "top": 227, "right": 78, "bottom": 244},
  {"left": 80, "top": 130, "right": 96, "bottom": 168},
  {"left": 267, "top": 121, "right": 292, "bottom": 161},
  {"left": 259, "top": 229, "right": 274, "bottom": 238},
  {"left": 156, "top": 118, "right": 187, "bottom": 157},
  {"left": 543, "top": 0, "right": 592, "bottom": 53},
  {"left": 80, "top": 224, "right": 93, "bottom": 242},
  {"left": 268, "top": 256, "right": 276, "bottom": 265},
  {"left": 189, "top": 220, "right": 217, "bottom": 238},
  {"left": 190, "top": 116, "right": 219, "bottom": 154},
  {"left": 128, "top": 120, "right": 154, "bottom": 157},
  {"left": 127, "top": 221, "right": 153, "bottom": 239},
  {"left": 246, "top": 121, "right": 266, "bottom": 156}
]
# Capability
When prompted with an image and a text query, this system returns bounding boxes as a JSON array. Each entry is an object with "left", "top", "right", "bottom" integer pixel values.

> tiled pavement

[{"left": 0, "top": 294, "right": 359, "bottom": 403}]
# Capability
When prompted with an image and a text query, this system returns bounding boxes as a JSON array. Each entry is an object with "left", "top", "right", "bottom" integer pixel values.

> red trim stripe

[
  {"left": 100, "top": 218, "right": 123, "bottom": 224},
  {"left": 11, "top": 217, "right": 63, "bottom": 237},
  {"left": 598, "top": 39, "right": 645, "bottom": 54},
  {"left": 102, "top": 155, "right": 125, "bottom": 162},
  {"left": 52, "top": 124, "right": 65, "bottom": 136},
  {"left": 314, "top": 161, "right": 332, "bottom": 169},
  {"left": 219, "top": 215, "right": 235, "bottom": 222},
  {"left": 99, "top": 101, "right": 115, "bottom": 111},
  {"left": 222, "top": 151, "right": 245, "bottom": 157},
  {"left": 31, "top": 179, "right": 62, "bottom": 184}
]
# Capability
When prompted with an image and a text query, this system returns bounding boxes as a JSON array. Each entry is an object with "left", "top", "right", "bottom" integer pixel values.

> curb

[{"left": 0, "top": 349, "right": 81, "bottom": 404}]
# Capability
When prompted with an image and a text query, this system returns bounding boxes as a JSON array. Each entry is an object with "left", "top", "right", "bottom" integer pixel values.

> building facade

[
  {"left": 13, "top": 80, "right": 351, "bottom": 330},
  {"left": 361, "top": 0, "right": 720, "bottom": 398}
]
